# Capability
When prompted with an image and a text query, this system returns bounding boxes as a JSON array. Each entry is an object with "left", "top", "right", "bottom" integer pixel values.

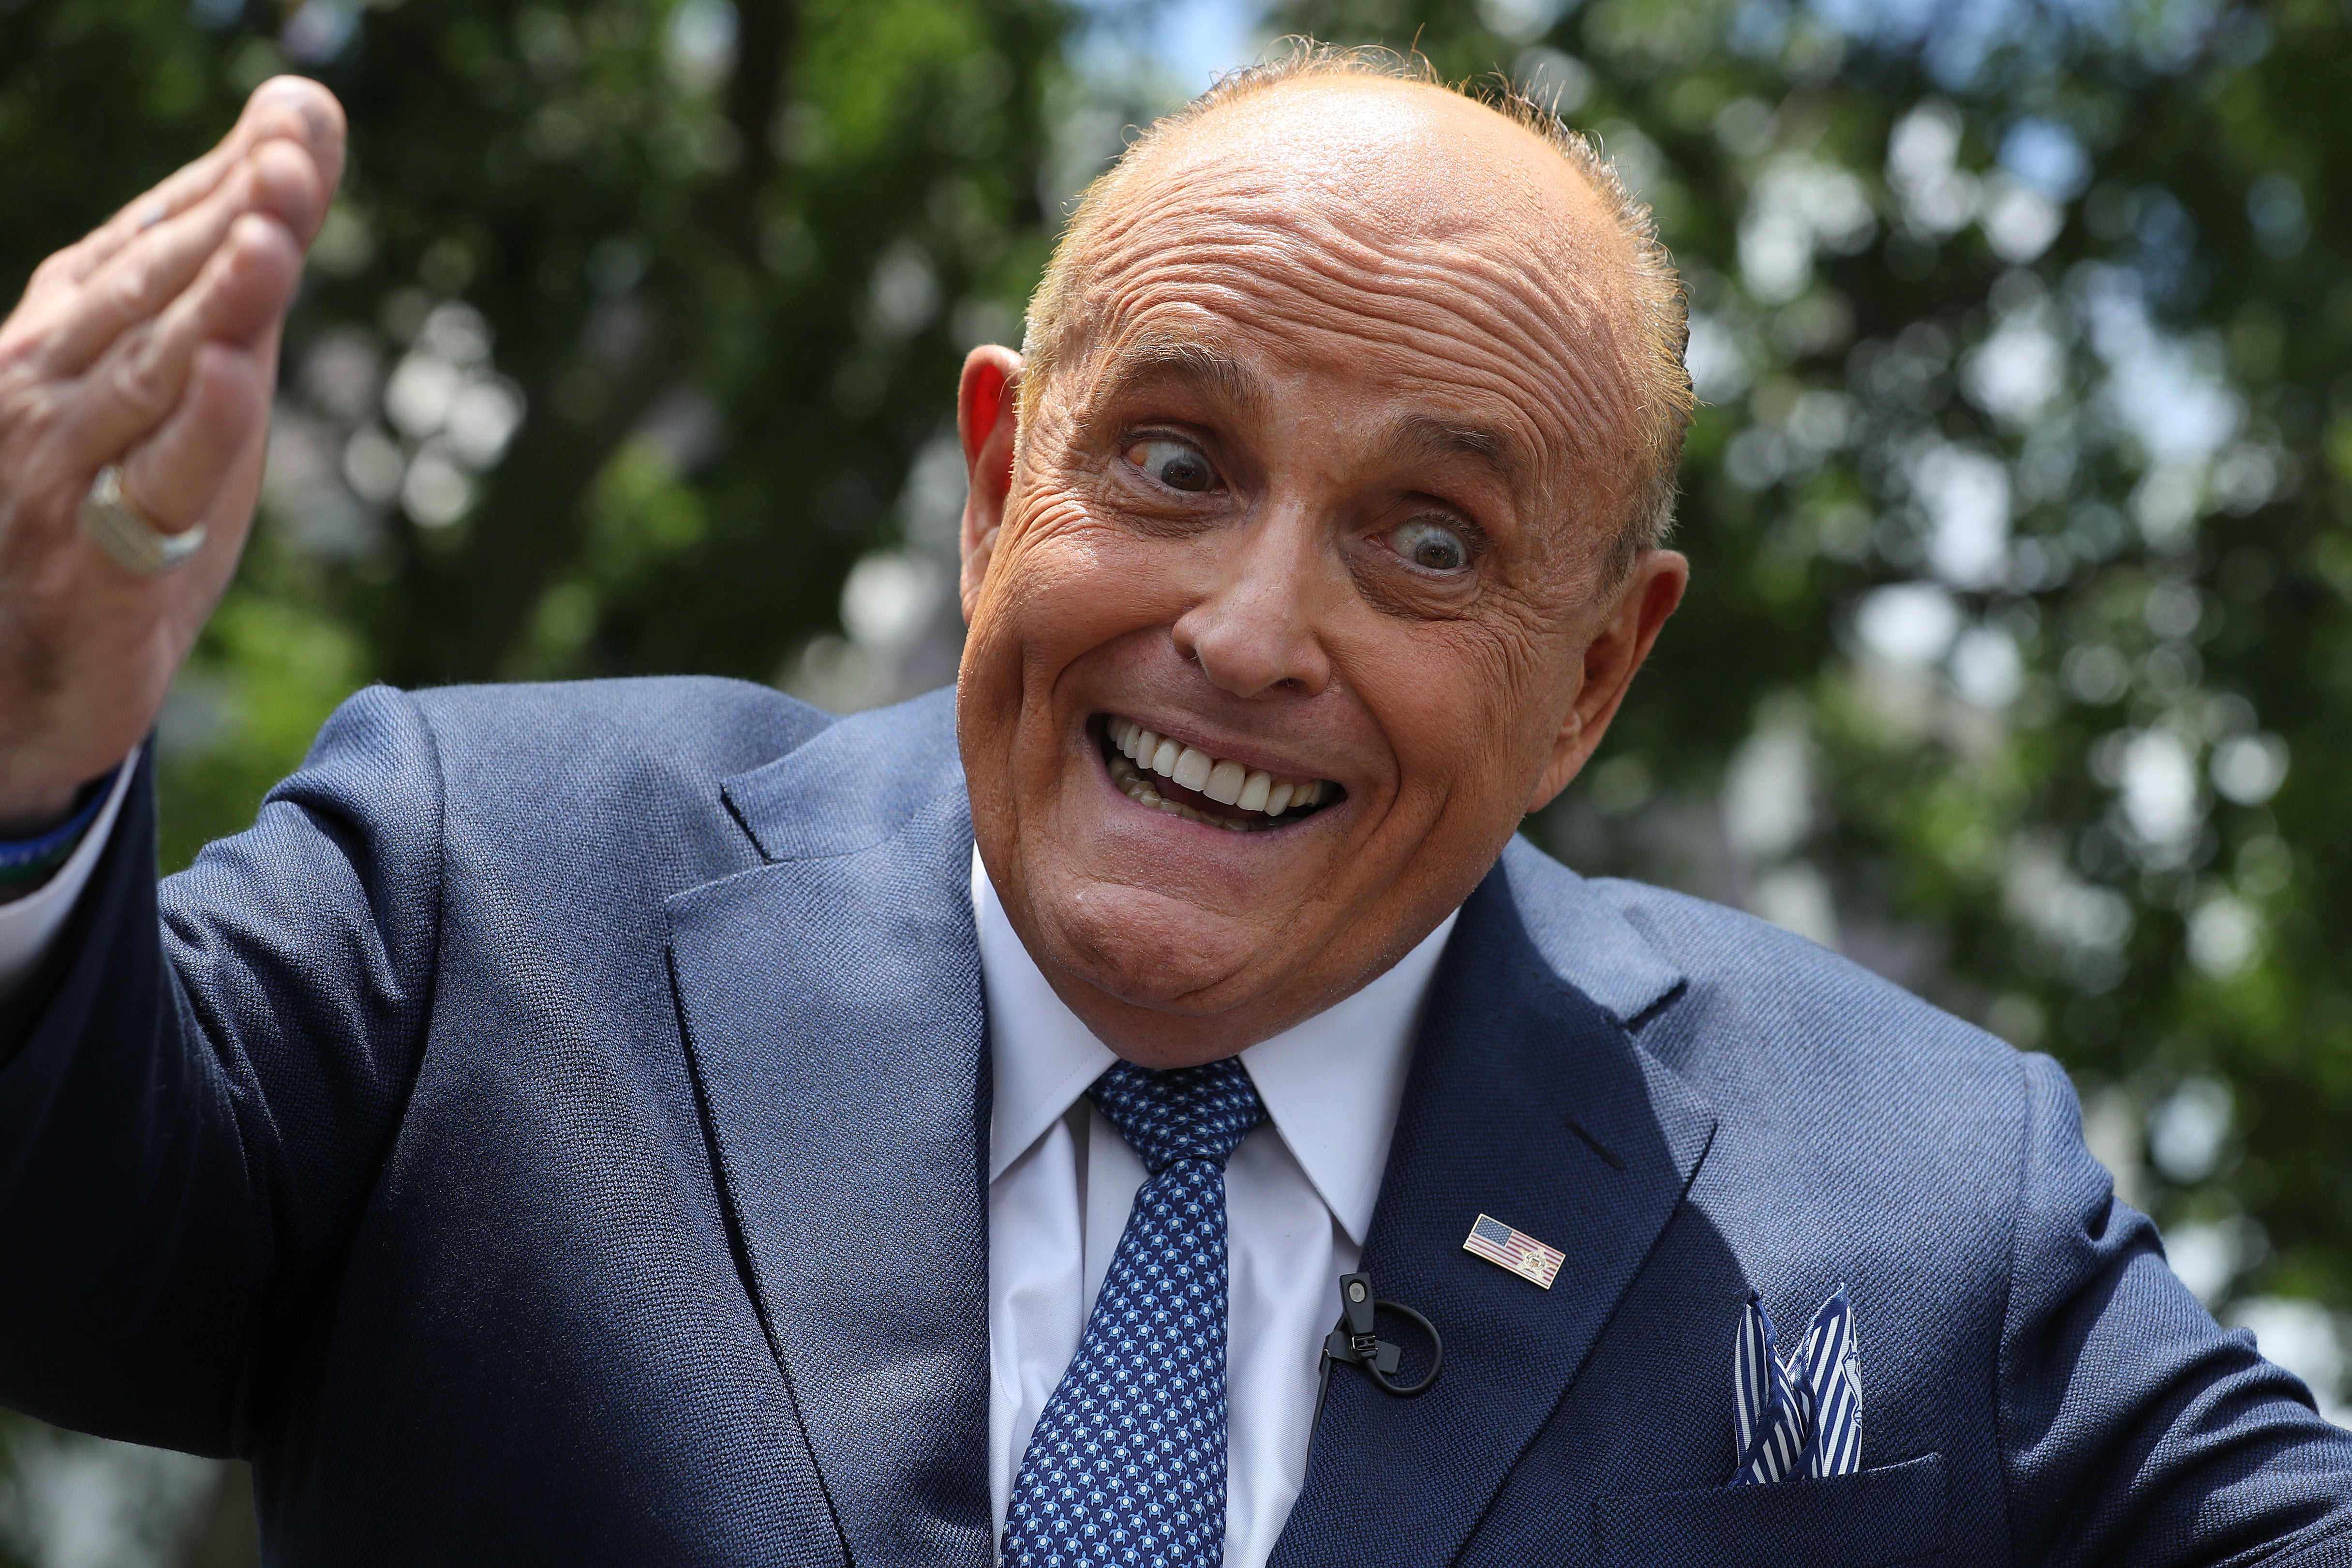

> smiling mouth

[{"left": 1097, "top": 715, "right": 1342, "bottom": 833}]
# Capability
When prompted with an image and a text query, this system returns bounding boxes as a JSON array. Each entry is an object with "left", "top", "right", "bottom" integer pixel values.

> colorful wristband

[{"left": 0, "top": 767, "right": 119, "bottom": 885}]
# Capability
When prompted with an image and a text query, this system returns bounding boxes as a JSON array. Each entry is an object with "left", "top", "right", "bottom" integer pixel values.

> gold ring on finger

[{"left": 80, "top": 464, "right": 207, "bottom": 577}]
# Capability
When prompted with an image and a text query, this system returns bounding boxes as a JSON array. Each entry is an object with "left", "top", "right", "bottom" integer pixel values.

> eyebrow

[
  {"left": 1093, "top": 337, "right": 1270, "bottom": 419},
  {"left": 1387, "top": 412, "right": 1532, "bottom": 493},
  {"left": 1090, "top": 340, "right": 1533, "bottom": 494}
]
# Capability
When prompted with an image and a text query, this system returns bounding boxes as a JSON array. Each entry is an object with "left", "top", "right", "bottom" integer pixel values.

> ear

[
  {"left": 957, "top": 344, "right": 1024, "bottom": 625},
  {"left": 1524, "top": 549, "right": 1688, "bottom": 814}
]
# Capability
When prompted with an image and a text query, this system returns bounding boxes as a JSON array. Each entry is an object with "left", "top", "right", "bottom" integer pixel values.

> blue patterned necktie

[{"left": 1001, "top": 1056, "right": 1267, "bottom": 1568}]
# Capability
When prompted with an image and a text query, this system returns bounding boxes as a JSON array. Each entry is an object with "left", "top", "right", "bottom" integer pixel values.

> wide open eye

[
  {"left": 1389, "top": 516, "right": 1471, "bottom": 572},
  {"left": 1125, "top": 437, "right": 1216, "bottom": 493}
]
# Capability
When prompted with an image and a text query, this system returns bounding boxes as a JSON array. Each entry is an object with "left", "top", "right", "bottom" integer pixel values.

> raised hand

[{"left": 0, "top": 76, "right": 346, "bottom": 833}]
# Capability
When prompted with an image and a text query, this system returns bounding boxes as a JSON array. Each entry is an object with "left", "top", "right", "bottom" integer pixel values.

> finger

[
  {"left": 12, "top": 176, "right": 261, "bottom": 371},
  {"left": 117, "top": 342, "right": 269, "bottom": 535},
  {"left": 33, "top": 145, "right": 323, "bottom": 379},
  {"left": 58, "top": 212, "right": 302, "bottom": 472},
  {"left": 36, "top": 77, "right": 345, "bottom": 295},
  {"left": 253, "top": 77, "right": 347, "bottom": 217},
  {"left": 247, "top": 136, "right": 338, "bottom": 247},
  {"left": 23, "top": 146, "right": 244, "bottom": 308},
  {"left": 26, "top": 102, "right": 290, "bottom": 308}
]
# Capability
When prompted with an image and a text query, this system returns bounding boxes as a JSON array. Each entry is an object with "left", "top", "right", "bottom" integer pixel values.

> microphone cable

[{"left": 1309, "top": 1270, "right": 1444, "bottom": 1437}]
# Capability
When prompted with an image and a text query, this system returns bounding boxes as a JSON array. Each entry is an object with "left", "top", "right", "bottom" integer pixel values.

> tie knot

[{"left": 1089, "top": 1056, "right": 1265, "bottom": 1174}]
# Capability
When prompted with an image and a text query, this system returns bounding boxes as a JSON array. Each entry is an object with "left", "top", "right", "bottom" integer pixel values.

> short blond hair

[{"left": 1018, "top": 41, "right": 1694, "bottom": 574}]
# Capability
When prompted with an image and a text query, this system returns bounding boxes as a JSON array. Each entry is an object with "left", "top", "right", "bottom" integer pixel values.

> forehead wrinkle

[
  {"left": 1055, "top": 159, "right": 1649, "bottom": 549},
  {"left": 1093, "top": 244, "right": 1640, "bottom": 502},
  {"left": 1081, "top": 190, "right": 1641, "bottom": 438},
  {"left": 1097, "top": 285, "right": 1630, "bottom": 551},
  {"left": 1102, "top": 276, "right": 1566, "bottom": 476}
]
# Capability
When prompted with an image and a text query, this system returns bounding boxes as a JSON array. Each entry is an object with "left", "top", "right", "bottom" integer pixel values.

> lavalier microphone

[{"left": 1311, "top": 1270, "right": 1444, "bottom": 1434}]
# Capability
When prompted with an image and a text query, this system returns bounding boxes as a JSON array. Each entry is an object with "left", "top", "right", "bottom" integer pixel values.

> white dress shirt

[{"left": 978, "top": 849, "right": 1456, "bottom": 1567}]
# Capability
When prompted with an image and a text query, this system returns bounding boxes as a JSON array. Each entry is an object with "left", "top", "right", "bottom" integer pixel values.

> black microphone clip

[{"left": 1317, "top": 1271, "right": 1442, "bottom": 1399}]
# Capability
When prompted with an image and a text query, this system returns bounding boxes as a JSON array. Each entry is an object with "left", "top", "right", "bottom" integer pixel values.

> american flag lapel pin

[{"left": 1463, "top": 1213, "right": 1565, "bottom": 1289}]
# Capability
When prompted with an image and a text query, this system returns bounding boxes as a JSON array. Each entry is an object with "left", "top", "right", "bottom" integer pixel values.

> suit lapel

[
  {"left": 1271, "top": 849, "right": 1716, "bottom": 1568},
  {"left": 666, "top": 692, "right": 992, "bottom": 1568}
]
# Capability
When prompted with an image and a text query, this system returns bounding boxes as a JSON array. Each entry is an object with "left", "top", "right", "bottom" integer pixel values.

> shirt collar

[{"left": 975, "top": 846, "right": 1457, "bottom": 1247}]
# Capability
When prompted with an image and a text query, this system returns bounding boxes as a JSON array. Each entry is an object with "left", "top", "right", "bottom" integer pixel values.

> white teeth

[
  {"left": 1103, "top": 716, "right": 1333, "bottom": 821},
  {"left": 1106, "top": 750, "right": 1273, "bottom": 833}
]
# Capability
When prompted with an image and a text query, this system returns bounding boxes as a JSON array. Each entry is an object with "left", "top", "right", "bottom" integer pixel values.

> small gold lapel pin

[{"left": 1463, "top": 1212, "right": 1565, "bottom": 1289}]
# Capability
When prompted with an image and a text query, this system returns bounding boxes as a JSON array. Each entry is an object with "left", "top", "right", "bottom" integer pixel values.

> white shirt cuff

[{"left": 0, "top": 757, "right": 139, "bottom": 1015}]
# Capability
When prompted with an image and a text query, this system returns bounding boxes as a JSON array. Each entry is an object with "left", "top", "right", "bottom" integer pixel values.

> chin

[{"left": 1032, "top": 874, "right": 1280, "bottom": 1015}]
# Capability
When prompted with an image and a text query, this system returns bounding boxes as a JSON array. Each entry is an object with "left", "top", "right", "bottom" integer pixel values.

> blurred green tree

[
  {"left": 0, "top": 0, "right": 1073, "bottom": 1558},
  {"left": 1274, "top": 0, "right": 2352, "bottom": 1404}
]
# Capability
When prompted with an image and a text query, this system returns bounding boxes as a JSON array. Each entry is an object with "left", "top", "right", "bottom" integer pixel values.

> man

[{"left": 2, "top": 47, "right": 2348, "bottom": 1568}]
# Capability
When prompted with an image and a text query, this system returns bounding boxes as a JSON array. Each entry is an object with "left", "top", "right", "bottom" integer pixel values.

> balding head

[
  {"left": 949, "top": 42, "right": 1692, "bottom": 1068},
  {"left": 1021, "top": 46, "right": 1692, "bottom": 573}
]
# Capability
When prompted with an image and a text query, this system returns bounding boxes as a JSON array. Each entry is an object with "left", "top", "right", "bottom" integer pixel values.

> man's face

[{"left": 955, "top": 80, "right": 1686, "bottom": 1065}]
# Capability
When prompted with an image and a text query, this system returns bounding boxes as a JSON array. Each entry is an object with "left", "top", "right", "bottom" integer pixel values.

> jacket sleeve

[
  {"left": 2000, "top": 1051, "right": 2352, "bottom": 1565},
  {"left": 0, "top": 754, "right": 137, "bottom": 1011},
  {"left": 0, "top": 686, "right": 444, "bottom": 1457}
]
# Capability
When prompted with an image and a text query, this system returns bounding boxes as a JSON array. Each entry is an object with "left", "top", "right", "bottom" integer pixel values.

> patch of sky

[
  {"left": 2075, "top": 263, "right": 2243, "bottom": 472},
  {"left": 667, "top": 0, "right": 736, "bottom": 85},
  {"left": 1854, "top": 582, "right": 1962, "bottom": 669},
  {"left": 280, "top": 0, "right": 359, "bottom": 63},
  {"left": 1801, "top": 0, "right": 2221, "bottom": 87},
  {"left": 1478, "top": 0, "right": 1577, "bottom": 44},
  {"left": 1069, "top": 0, "right": 1268, "bottom": 99},
  {"left": 1066, "top": 0, "right": 2215, "bottom": 128},
  {"left": 1999, "top": 119, "right": 2091, "bottom": 203},
  {"left": 1912, "top": 442, "right": 2012, "bottom": 590},
  {"left": 1727, "top": 0, "right": 1794, "bottom": 60},
  {"left": 1963, "top": 304, "right": 2067, "bottom": 426}
]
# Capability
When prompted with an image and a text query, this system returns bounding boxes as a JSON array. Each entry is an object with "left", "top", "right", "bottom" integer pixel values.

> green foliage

[{"left": 159, "top": 580, "right": 366, "bottom": 870}]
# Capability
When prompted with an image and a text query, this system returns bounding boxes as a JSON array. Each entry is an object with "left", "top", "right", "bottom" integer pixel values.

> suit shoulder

[
  {"left": 318, "top": 678, "right": 836, "bottom": 856},
  {"left": 302, "top": 678, "right": 838, "bottom": 895},
  {"left": 1565, "top": 870, "right": 2025, "bottom": 1117},
  {"left": 400, "top": 676, "right": 832, "bottom": 784},
  {"left": 1538, "top": 873, "right": 2048, "bottom": 1260}
]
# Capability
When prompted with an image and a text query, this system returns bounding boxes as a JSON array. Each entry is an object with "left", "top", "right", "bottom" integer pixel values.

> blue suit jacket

[{"left": 3, "top": 679, "right": 2349, "bottom": 1566}]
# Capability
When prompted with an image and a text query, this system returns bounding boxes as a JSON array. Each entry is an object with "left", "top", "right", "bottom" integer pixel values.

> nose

[{"left": 1170, "top": 506, "right": 1333, "bottom": 700}]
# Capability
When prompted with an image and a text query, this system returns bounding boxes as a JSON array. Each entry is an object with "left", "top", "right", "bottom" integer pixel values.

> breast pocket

[{"left": 1594, "top": 1453, "right": 1946, "bottom": 1568}]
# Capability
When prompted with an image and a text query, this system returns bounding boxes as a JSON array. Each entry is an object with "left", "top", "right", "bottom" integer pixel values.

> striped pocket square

[{"left": 1730, "top": 1285, "right": 1862, "bottom": 1486}]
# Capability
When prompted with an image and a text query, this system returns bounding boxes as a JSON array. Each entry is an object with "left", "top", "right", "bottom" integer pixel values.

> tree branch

[{"left": 714, "top": 0, "right": 794, "bottom": 257}]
